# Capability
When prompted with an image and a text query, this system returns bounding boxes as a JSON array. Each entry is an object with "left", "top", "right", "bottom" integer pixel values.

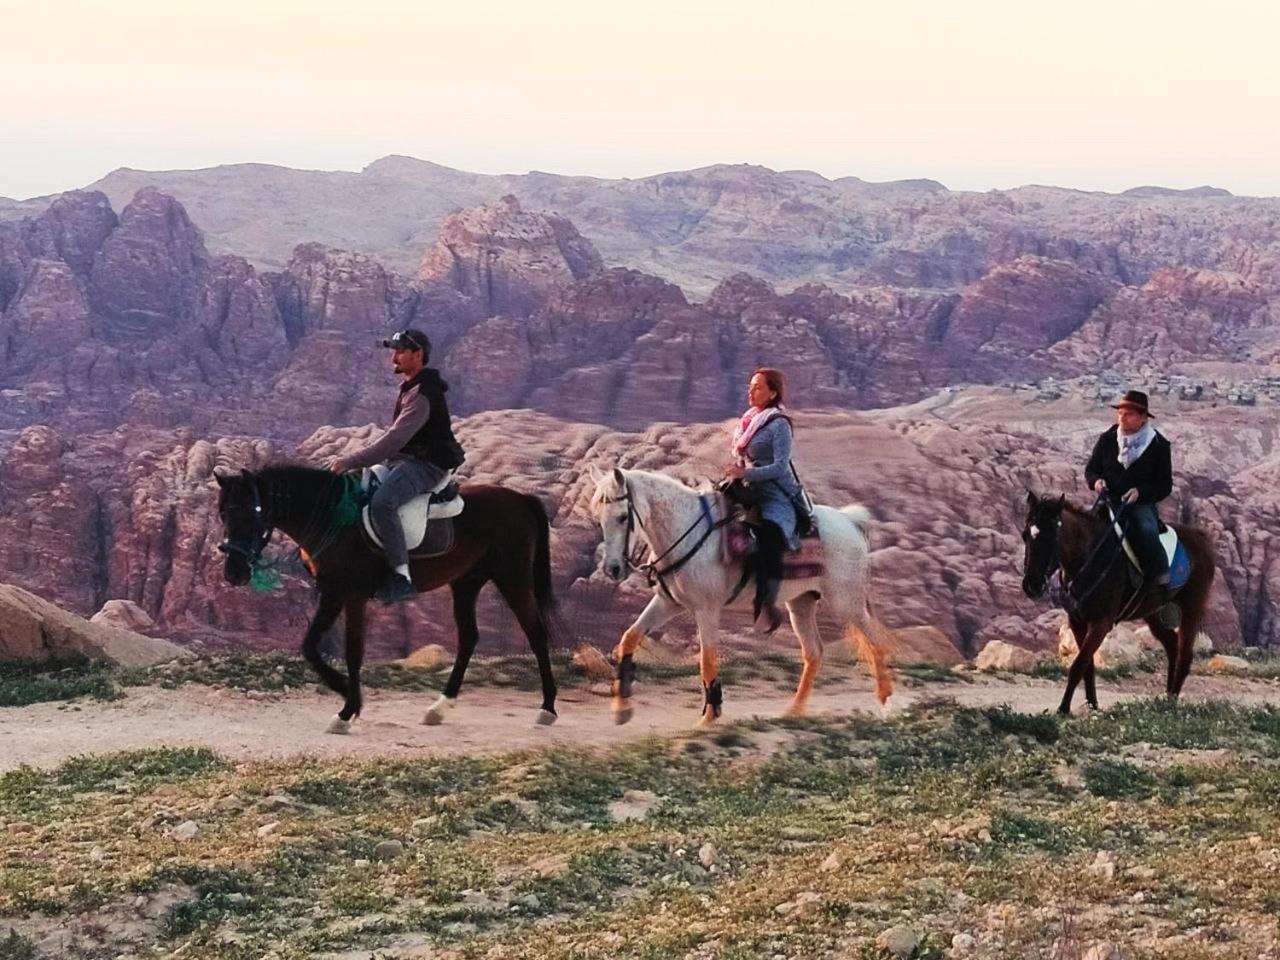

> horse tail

[
  {"left": 524, "top": 492, "right": 557, "bottom": 620},
  {"left": 839, "top": 503, "right": 872, "bottom": 533},
  {"left": 834, "top": 503, "right": 894, "bottom": 707}
]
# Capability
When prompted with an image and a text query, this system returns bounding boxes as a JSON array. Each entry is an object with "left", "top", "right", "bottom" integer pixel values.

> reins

[{"left": 600, "top": 481, "right": 732, "bottom": 600}]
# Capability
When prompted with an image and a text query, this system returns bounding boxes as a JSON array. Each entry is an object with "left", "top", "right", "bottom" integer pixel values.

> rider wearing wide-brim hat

[{"left": 1084, "top": 389, "right": 1177, "bottom": 622}]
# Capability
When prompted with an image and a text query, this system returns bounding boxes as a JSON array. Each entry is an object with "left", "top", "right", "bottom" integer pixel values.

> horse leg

[
  {"left": 783, "top": 592, "right": 823, "bottom": 716},
  {"left": 325, "top": 597, "right": 367, "bottom": 733},
  {"left": 845, "top": 604, "right": 895, "bottom": 711},
  {"left": 612, "top": 592, "right": 682, "bottom": 725},
  {"left": 1144, "top": 615, "right": 1180, "bottom": 698},
  {"left": 1083, "top": 661, "right": 1099, "bottom": 711},
  {"left": 301, "top": 593, "right": 348, "bottom": 700},
  {"left": 493, "top": 571, "right": 559, "bottom": 727},
  {"left": 1171, "top": 608, "right": 1203, "bottom": 700},
  {"left": 424, "top": 575, "right": 486, "bottom": 726},
  {"left": 1059, "top": 621, "right": 1110, "bottom": 716},
  {"left": 694, "top": 608, "right": 723, "bottom": 726}
]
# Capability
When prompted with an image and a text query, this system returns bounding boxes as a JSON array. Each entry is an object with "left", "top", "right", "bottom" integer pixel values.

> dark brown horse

[
  {"left": 1020, "top": 493, "right": 1215, "bottom": 715},
  {"left": 215, "top": 465, "right": 558, "bottom": 731}
]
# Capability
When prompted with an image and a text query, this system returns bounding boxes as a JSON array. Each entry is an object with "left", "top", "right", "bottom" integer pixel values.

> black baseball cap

[{"left": 381, "top": 329, "right": 430, "bottom": 354}]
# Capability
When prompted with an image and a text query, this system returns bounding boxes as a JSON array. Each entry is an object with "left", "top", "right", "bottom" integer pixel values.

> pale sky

[{"left": 2, "top": 0, "right": 1277, "bottom": 200}]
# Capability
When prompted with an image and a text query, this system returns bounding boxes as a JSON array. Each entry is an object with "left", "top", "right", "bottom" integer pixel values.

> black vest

[{"left": 396, "top": 369, "right": 465, "bottom": 470}]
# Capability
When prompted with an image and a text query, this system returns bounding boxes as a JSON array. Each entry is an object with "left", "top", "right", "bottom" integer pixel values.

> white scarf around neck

[{"left": 1117, "top": 422, "right": 1156, "bottom": 469}]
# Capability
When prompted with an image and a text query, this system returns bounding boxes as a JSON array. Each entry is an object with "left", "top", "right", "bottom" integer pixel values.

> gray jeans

[{"left": 369, "top": 459, "right": 446, "bottom": 568}]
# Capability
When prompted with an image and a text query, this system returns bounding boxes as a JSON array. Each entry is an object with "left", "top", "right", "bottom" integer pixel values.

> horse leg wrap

[
  {"left": 703, "top": 679, "right": 723, "bottom": 719},
  {"left": 613, "top": 653, "right": 637, "bottom": 700}
]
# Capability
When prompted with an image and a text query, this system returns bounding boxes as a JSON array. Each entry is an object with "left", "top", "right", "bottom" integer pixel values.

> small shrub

[
  {"left": 0, "top": 929, "right": 35, "bottom": 960},
  {"left": 0, "top": 657, "right": 119, "bottom": 707},
  {"left": 990, "top": 810, "right": 1071, "bottom": 852},
  {"left": 1082, "top": 759, "right": 1156, "bottom": 799},
  {"left": 984, "top": 705, "right": 1059, "bottom": 744}
]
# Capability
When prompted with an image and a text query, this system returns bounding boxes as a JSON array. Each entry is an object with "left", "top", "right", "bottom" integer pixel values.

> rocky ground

[{"left": 2, "top": 651, "right": 1280, "bottom": 959}]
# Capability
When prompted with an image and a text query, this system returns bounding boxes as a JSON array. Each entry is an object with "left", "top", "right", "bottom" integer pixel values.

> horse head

[
  {"left": 1021, "top": 491, "right": 1065, "bottom": 599},
  {"left": 588, "top": 464, "right": 633, "bottom": 581},
  {"left": 215, "top": 470, "right": 272, "bottom": 587}
]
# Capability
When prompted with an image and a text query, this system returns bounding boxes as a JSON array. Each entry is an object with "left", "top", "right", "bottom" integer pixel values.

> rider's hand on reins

[{"left": 327, "top": 457, "right": 351, "bottom": 475}]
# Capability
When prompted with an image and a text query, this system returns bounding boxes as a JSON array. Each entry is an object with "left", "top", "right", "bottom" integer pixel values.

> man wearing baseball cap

[
  {"left": 1084, "top": 389, "right": 1177, "bottom": 624},
  {"left": 328, "top": 329, "right": 465, "bottom": 602}
]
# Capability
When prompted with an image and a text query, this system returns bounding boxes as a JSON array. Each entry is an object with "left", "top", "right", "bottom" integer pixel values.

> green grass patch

[
  {"left": 0, "top": 656, "right": 119, "bottom": 707},
  {"left": 983, "top": 704, "right": 1060, "bottom": 744},
  {"left": 0, "top": 929, "right": 35, "bottom": 960},
  {"left": 1082, "top": 758, "right": 1157, "bottom": 799}
]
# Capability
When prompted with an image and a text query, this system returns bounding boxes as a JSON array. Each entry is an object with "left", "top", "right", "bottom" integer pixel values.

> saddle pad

[
  {"left": 1121, "top": 527, "right": 1190, "bottom": 590},
  {"left": 361, "top": 464, "right": 464, "bottom": 549},
  {"left": 723, "top": 521, "right": 824, "bottom": 581},
  {"left": 362, "top": 499, "right": 463, "bottom": 552},
  {"left": 1167, "top": 539, "right": 1191, "bottom": 591}
]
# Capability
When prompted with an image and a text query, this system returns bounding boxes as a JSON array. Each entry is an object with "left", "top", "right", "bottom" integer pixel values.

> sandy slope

[{"left": 4, "top": 671, "right": 1278, "bottom": 772}]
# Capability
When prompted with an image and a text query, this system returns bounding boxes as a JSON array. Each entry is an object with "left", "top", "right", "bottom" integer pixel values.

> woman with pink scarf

[{"left": 724, "top": 368, "right": 809, "bottom": 633}]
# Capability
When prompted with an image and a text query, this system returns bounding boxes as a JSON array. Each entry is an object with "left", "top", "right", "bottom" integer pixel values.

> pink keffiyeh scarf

[{"left": 732, "top": 405, "right": 784, "bottom": 456}]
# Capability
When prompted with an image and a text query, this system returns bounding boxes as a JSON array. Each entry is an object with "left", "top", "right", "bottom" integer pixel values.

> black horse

[
  {"left": 216, "top": 465, "right": 558, "bottom": 730},
  {"left": 1020, "top": 492, "right": 1215, "bottom": 715}
]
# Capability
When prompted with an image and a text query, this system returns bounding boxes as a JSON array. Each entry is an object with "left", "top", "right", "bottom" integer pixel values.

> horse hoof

[
  {"left": 423, "top": 696, "right": 455, "bottom": 726},
  {"left": 879, "top": 694, "right": 896, "bottom": 718},
  {"left": 326, "top": 715, "right": 352, "bottom": 735},
  {"left": 612, "top": 700, "right": 633, "bottom": 725},
  {"left": 782, "top": 702, "right": 807, "bottom": 718},
  {"left": 535, "top": 709, "right": 558, "bottom": 727},
  {"left": 698, "top": 710, "right": 719, "bottom": 727}
]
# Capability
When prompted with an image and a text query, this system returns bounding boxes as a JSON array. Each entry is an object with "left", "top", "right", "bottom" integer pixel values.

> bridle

[
  {"left": 1022, "top": 510, "right": 1064, "bottom": 600},
  {"left": 597, "top": 484, "right": 649, "bottom": 573},
  {"left": 218, "top": 474, "right": 273, "bottom": 568},
  {"left": 598, "top": 480, "right": 731, "bottom": 599}
]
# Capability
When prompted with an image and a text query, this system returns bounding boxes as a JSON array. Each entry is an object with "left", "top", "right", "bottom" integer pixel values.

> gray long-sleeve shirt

[{"left": 344, "top": 384, "right": 430, "bottom": 469}]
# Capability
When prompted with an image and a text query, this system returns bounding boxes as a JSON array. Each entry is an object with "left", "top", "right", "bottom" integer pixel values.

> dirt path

[{"left": 3, "top": 671, "right": 1278, "bottom": 772}]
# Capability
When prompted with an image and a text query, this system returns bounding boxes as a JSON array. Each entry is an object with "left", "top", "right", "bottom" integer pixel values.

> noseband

[
  {"left": 218, "top": 476, "right": 273, "bottom": 568},
  {"left": 1024, "top": 515, "right": 1064, "bottom": 597},
  {"left": 598, "top": 485, "right": 647, "bottom": 570}
]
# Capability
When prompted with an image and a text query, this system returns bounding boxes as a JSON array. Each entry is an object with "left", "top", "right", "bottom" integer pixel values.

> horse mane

[
  {"left": 590, "top": 467, "right": 699, "bottom": 508},
  {"left": 1059, "top": 499, "right": 1100, "bottom": 522}
]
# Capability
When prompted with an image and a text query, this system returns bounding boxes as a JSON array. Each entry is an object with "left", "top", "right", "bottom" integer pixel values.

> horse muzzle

[
  {"left": 223, "top": 555, "right": 252, "bottom": 587},
  {"left": 603, "top": 559, "right": 625, "bottom": 581},
  {"left": 1021, "top": 575, "right": 1046, "bottom": 600}
]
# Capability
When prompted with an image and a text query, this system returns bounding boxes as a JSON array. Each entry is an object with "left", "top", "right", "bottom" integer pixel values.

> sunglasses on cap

[{"left": 380, "top": 330, "right": 428, "bottom": 352}]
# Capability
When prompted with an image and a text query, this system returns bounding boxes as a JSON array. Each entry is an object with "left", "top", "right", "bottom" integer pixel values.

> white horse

[{"left": 588, "top": 465, "right": 895, "bottom": 724}]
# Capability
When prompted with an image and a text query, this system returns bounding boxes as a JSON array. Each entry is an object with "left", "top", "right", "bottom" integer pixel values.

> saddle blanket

[
  {"left": 723, "top": 521, "right": 824, "bottom": 580},
  {"left": 1121, "top": 526, "right": 1190, "bottom": 591},
  {"left": 360, "top": 464, "right": 464, "bottom": 556}
]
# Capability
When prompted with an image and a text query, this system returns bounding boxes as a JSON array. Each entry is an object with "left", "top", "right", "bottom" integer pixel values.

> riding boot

[
  {"left": 376, "top": 571, "right": 415, "bottom": 604},
  {"left": 753, "top": 576, "right": 784, "bottom": 635}
]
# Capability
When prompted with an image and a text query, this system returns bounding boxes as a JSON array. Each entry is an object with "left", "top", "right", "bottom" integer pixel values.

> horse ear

[
  {"left": 1056, "top": 494, "right": 1066, "bottom": 509},
  {"left": 611, "top": 467, "right": 626, "bottom": 490},
  {"left": 586, "top": 464, "right": 604, "bottom": 485},
  {"left": 1025, "top": 490, "right": 1036, "bottom": 508},
  {"left": 214, "top": 471, "right": 229, "bottom": 488}
]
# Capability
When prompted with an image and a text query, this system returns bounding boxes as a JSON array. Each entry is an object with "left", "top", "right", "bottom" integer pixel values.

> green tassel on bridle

[
  {"left": 330, "top": 474, "right": 364, "bottom": 528},
  {"left": 250, "top": 563, "right": 283, "bottom": 592}
]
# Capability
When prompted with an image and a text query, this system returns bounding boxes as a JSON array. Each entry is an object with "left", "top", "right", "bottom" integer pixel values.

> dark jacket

[
  {"left": 1084, "top": 425, "right": 1172, "bottom": 505},
  {"left": 346, "top": 368, "right": 465, "bottom": 471},
  {"left": 398, "top": 369, "right": 465, "bottom": 470}
]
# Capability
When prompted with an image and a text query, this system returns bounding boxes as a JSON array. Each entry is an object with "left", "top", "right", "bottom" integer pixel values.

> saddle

[
  {"left": 721, "top": 503, "right": 824, "bottom": 581},
  {"left": 360, "top": 465, "right": 463, "bottom": 558},
  {"left": 1106, "top": 508, "right": 1191, "bottom": 591}
]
